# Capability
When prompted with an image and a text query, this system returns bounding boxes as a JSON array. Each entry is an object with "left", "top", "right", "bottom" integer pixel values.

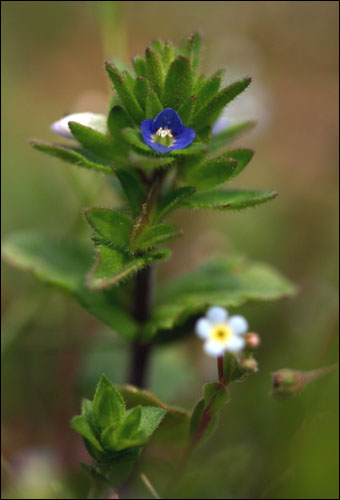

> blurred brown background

[{"left": 2, "top": 2, "right": 339, "bottom": 498}]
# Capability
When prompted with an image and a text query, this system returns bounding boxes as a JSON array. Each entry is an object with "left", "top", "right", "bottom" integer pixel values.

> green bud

[
  {"left": 271, "top": 366, "right": 338, "bottom": 400},
  {"left": 239, "top": 356, "right": 258, "bottom": 373}
]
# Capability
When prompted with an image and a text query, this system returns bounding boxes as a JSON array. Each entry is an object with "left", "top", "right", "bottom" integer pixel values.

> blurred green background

[{"left": 1, "top": 1, "right": 339, "bottom": 498}]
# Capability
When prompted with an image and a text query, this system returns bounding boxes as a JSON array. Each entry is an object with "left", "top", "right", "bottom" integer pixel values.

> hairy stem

[{"left": 128, "top": 265, "right": 155, "bottom": 388}]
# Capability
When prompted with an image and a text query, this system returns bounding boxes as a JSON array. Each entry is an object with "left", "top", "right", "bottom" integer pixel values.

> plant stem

[
  {"left": 128, "top": 265, "right": 155, "bottom": 388},
  {"left": 217, "top": 355, "right": 225, "bottom": 384}
]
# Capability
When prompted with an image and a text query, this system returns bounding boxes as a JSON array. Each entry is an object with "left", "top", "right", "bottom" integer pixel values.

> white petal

[
  {"left": 225, "top": 335, "right": 246, "bottom": 352},
  {"left": 206, "top": 306, "right": 228, "bottom": 324},
  {"left": 50, "top": 112, "right": 107, "bottom": 139},
  {"left": 228, "top": 315, "right": 249, "bottom": 335},
  {"left": 195, "top": 318, "right": 211, "bottom": 339},
  {"left": 203, "top": 340, "right": 225, "bottom": 357}
]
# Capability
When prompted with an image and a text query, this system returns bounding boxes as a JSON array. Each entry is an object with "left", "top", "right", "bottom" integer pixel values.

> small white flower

[
  {"left": 195, "top": 306, "right": 248, "bottom": 357},
  {"left": 50, "top": 112, "right": 107, "bottom": 139}
]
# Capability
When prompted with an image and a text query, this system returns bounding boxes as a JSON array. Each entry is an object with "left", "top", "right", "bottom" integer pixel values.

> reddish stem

[{"left": 217, "top": 355, "right": 226, "bottom": 385}]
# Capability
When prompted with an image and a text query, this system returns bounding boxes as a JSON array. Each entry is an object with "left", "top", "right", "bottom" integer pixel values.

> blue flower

[{"left": 141, "top": 108, "right": 195, "bottom": 153}]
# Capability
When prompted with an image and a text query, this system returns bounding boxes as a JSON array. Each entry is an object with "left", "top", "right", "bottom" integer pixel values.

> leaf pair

[
  {"left": 84, "top": 207, "right": 177, "bottom": 289},
  {"left": 71, "top": 375, "right": 166, "bottom": 487}
]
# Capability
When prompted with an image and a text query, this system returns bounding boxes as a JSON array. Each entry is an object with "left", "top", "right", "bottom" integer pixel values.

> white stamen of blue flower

[
  {"left": 156, "top": 127, "right": 173, "bottom": 138},
  {"left": 195, "top": 306, "right": 248, "bottom": 357}
]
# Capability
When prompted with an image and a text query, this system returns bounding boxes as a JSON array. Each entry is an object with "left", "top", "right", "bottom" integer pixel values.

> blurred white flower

[
  {"left": 50, "top": 112, "right": 107, "bottom": 139},
  {"left": 195, "top": 306, "right": 249, "bottom": 357}
]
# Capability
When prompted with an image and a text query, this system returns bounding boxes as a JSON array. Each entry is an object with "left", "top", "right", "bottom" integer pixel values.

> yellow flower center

[{"left": 210, "top": 324, "right": 232, "bottom": 344}]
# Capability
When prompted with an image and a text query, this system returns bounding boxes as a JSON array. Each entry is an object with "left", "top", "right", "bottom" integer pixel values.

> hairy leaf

[
  {"left": 70, "top": 415, "right": 104, "bottom": 451},
  {"left": 162, "top": 55, "right": 193, "bottom": 110},
  {"left": 191, "top": 77, "right": 252, "bottom": 130},
  {"left": 93, "top": 374, "right": 125, "bottom": 433},
  {"left": 30, "top": 140, "right": 113, "bottom": 174},
  {"left": 84, "top": 208, "right": 132, "bottom": 251},
  {"left": 2, "top": 232, "right": 138, "bottom": 339},
  {"left": 146, "top": 88, "right": 163, "bottom": 119},
  {"left": 211, "top": 120, "right": 256, "bottom": 151},
  {"left": 132, "top": 55, "right": 148, "bottom": 78},
  {"left": 153, "top": 186, "right": 196, "bottom": 222},
  {"left": 133, "top": 76, "right": 149, "bottom": 111},
  {"left": 105, "top": 62, "right": 144, "bottom": 124},
  {"left": 131, "top": 223, "right": 181, "bottom": 252},
  {"left": 115, "top": 167, "right": 146, "bottom": 217},
  {"left": 86, "top": 245, "right": 171, "bottom": 290},
  {"left": 68, "top": 122, "right": 117, "bottom": 162},
  {"left": 177, "top": 96, "right": 197, "bottom": 126},
  {"left": 181, "top": 188, "right": 278, "bottom": 210},
  {"left": 222, "top": 149, "right": 254, "bottom": 179},
  {"left": 143, "top": 255, "right": 297, "bottom": 339},
  {"left": 145, "top": 47, "right": 164, "bottom": 97},
  {"left": 184, "top": 155, "right": 237, "bottom": 189}
]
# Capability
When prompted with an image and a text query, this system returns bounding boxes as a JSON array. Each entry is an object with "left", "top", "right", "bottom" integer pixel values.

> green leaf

[
  {"left": 168, "top": 141, "right": 208, "bottom": 157},
  {"left": 92, "top": 374, "right": 125, "bottom": 433},
  {"left": 115, "top": 167, "right": 146, "bottom": 217},
  {"left": 30, "top": 140, "right": 113, "bottom": 174},
  {"left": 118, "top": 407, "right": 142, "bottom": 441},
  {"left": 116, "top": 384, "right": 189, "bottom": 445},
  {"left": 70, "top": 415, "right": 104, "bottom": 452},
  {"left": 152, "top": 39, "right": 164, "bottom": 55},
  {"left": 86, "top": 245, "right": 171, "bottom": 290},
  {"left": 132, "top": 55, "right": 148, "bottom": 78},
  {"left": 189, "top": 399, "right": 216, "bottom": 443},
  {"left": 81, "top": 398, "right": 93, "bottom": 422},
  {"left": 184, "top": 155, "right": 237, "bottom": 189},
  {"left": 145, "top": 47, "right": 164, "bottom": 97},
  {"left": 210, "top": 120, "right": 256, "bottom": 152},
  {"left": 177, "top": 96, "right": 197, "bottom": 126},
  {"left": 67, "top": 122, "right": 116, "bottom": 162},
  {"left": 193, "top": 75, "right": 222, "bottom": 119},
  {"left": 143, "top": 255, "right": 297, "bottom": 339},
  {"left": 223, "top": 353, "right": 246, "bottom": 383},
  {"left": 107, "top": 105, "right": 132, "bottom": 142},
  {"left": 131, "top": 153, "right": 175, "bottom": 171},
  {"left": 203, "top": 382, "right": 229, "bottom": 415},
  {"left": 153, "top": 186, "right": 196, "bottom": 223},
  {"left": 179, "top": 31, "right": 201, "bottom": 75},
  {"left": 133, "top": 76, "right": 149, "bottom": 111},
  {"left": 146, "top": 88, "right": 163, "bottom": 119},
  {"left": 181, "top": 188, "right": 278, "bottom": 210},
  {"left": 84, "top": 208, "right": 132, "bottom": 251},
  {"left": 2, "top": 231, "right": 138, "bottom": 339},
  {"left": 138, "top": 406, "right": 166, "bottom": 439},
  {"left": 222, "top": 149, "right": 254, "bottom": 179},
  {"left": 122, "top": 69, "right": 135, "bottom": 90},
  {"left": 101, "top": 424, "right": 119, "bottom": 451},
  {"left": 131, "top": 223, "right": 181, "bottom": 252},
  {"left": 162, "top": 55, "right": 193, "bottom": 110},
  {"left": 191, "top": 77, "right": 252, "bottom": 130},
  {"left": 162, "top": 40, "right": 175, "bottom": 72},
  {"left": 105, "top": 62, "right": 144, "bottom": 124},
  {"left": 122, "top": 128, "right": 157, "bottom": 156}
]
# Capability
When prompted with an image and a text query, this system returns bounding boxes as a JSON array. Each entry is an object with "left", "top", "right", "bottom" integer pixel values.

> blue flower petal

[
  {"left": 152, "top": 108, "right": 183, "bottom": 135},
  {"left": 141, "top": 119, "right": 155, "bottom": 148},
  {"left": 169, "top": 126, "right": 195, "bottom": 150}
]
